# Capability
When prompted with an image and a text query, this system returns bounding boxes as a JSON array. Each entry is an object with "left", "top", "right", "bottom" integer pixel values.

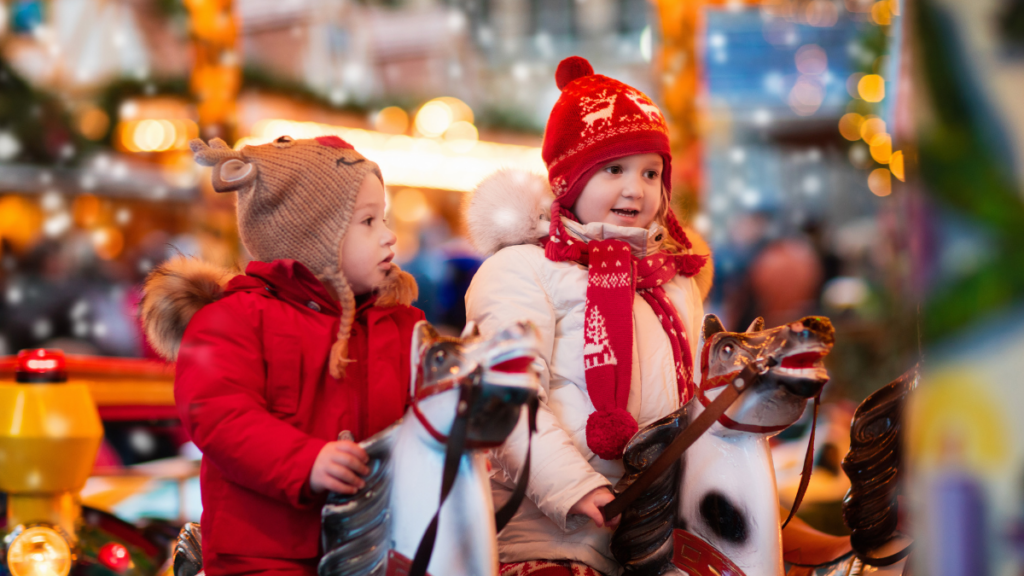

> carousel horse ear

[
  {"left": 702, "top": 314, "right": 727, "bottom": 341},
  {"left": 460, "top": 321, "right": 481, "bottom": 340},
  {"left": 746, "top": 317, "right": 765, "bottom": 333},
  {"left": 412, "top": 321, "right": 441, "bottom": 355}
]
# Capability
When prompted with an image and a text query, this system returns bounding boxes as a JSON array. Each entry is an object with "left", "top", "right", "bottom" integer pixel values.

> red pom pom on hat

[
  {"left": 586, "top": 408, "right": 639, "bottom": 460},
  {"left": 555, "top": 56, "right": 594, "bottom": 90}
]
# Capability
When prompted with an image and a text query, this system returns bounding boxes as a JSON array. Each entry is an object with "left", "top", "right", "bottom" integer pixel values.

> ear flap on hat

[{"left": 211, "top": 158, "right": 258, "bottom": 193}]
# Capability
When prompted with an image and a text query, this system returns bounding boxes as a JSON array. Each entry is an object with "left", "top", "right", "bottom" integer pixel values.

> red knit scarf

[{"left": 553, "top": 236, "right": 706, "bottom": 459}]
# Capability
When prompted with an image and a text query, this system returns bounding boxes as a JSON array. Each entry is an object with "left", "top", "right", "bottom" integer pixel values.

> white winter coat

[{"left": 463, "top": 171, "right": 713, "bottom": 575}]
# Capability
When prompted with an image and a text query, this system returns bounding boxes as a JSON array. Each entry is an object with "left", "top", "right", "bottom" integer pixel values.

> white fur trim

[{"left": 464, "top": 169, "right": 554, "bottom": 255}]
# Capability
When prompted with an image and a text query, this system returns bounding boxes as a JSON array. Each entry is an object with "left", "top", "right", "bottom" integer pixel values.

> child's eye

[
  {"left": 363, "top": 217, "right": 373, "bottom": 225},
  {"left": 605, "top": 165, "right": 622, "bottom": 175},
  {"left": 645, "top": 170, "right": 660, "bottom": 179}
]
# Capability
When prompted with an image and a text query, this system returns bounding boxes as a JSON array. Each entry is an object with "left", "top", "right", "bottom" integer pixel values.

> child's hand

[
  {"left": 309, "top": 440, "right": 371, "bottom": 494},
  {"left": 568, "top": 486, "right": 620, "bottom": 529}
]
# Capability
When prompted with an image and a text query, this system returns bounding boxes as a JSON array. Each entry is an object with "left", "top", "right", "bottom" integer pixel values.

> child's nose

[{"left": 382, "top": 228, "right": 397, "bottom": 247}]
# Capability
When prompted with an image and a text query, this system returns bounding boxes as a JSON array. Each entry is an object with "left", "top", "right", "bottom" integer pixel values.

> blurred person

[
  {"left": 465, "top": 57, "right": 713, "bottom": 576},
  {"left": 747, "top": 236, "right": 824, "bottom": 328},
  {"left": 141, "top": 136, "right": 422, "bottom": 576}
]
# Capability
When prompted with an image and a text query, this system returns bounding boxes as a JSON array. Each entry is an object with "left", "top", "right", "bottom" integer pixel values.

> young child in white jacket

[{"left": 464, "top": 56, "right": 714, "bottom": 576}]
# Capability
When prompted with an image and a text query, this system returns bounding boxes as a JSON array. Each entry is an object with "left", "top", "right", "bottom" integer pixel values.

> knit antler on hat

[{"left": 190, "top": 138, "right": 242, "bottom": 166}]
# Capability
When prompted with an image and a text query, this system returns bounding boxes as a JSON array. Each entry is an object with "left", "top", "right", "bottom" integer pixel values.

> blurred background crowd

[{"left": 1, "top": 0, "right": 1023, "bottom": 572}]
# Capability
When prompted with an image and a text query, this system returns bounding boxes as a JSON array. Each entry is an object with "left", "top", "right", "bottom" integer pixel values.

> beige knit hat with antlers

[{"left": 190, "top": 135, "right": 417, "bottom": 378}]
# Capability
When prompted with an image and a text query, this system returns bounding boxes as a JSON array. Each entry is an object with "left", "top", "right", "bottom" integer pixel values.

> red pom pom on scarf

[{"left": 586, "top": 408, "right": 639, "bottom": 460}]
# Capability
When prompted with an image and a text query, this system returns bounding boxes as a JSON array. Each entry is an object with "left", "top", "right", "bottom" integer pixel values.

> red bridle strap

[
  {"left": 410, "top": 387, "right": 504, "bottom": 450},
  {"left": 697, "top": 370, "right": 791, "bottom": 434}
]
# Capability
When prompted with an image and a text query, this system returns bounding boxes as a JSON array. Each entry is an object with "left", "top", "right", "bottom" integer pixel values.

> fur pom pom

[
  {"left": 376, "top": 264, "right": 419, "bottom": 307},
  {"left": 140, "top": 256, "right": 237, "bottom": 360},
  {"left": 465, "top": 169, "right": 554, "bottom": 255},
  {"left": 586, "top": 408, "right": 639, "bottom": 460}
]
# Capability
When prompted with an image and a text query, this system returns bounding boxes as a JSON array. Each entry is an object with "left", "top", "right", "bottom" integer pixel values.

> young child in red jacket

[{"left": 141, "top": 135, "right": 423, "bottom": 576}]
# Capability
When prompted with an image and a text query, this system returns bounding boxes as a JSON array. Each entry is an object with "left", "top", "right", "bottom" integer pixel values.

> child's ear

[{"left": 211, "top": 158, "right": 258, "bottom": 192}]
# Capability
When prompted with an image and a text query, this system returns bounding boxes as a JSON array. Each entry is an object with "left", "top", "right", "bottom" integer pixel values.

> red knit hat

[{"left": 541, "top": 56, "right": 695, "bottom": 262}]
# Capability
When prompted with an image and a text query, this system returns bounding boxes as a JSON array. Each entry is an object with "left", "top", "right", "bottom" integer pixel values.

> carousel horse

[
  {"left": 171, "top": 320, "right": 541, "bottom": 576},
  {"left": 780, "top": 368, "right": 917, "bottom": 576},
  {"left": 317, "top": 319, "right": 541, "bottom": 576},
  {"left": 610, "top": 314, "right": 836, "bottom": 576}
]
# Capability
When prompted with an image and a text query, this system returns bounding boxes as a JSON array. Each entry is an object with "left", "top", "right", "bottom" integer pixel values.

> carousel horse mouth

[{"left": 467, "top": 382, "right": 537, "bottom": 444}]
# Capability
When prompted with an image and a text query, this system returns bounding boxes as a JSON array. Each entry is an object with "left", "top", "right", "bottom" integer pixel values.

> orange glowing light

[
  {"left": 846, "top": 73, "right": 865, "bottom": 99},
  {"left": 73, "top": 194, "right": 101, "bottom": 228},
  {"left": 890, "top": 150, "right": 905, "bottom": 181},
  {"left": 92, "top": 227, "right": 125, "bottom": 260},
  {"left": 868, "top": 168, "right": 892, "bottom": 197},
  {"left": 889, "top": 0, "right": 901, "bottom": 16},
  {"left": 839, "top": 113, "right": 865, "bottom": 141},
  {"left": 872, "top": 1, "right": 892, "bottom": 25},
  {"left": 858, "top": 74, "right": 885, "bottom": 102},
  {"left": 860, "top": 117, "right": 887, "bottom": 144},
  {"left": 374, "top": 107, "right": 410, "bottom": 135},
  {"left": 0, "top": 195, "right": 43, "bottom": 251},
  {"left": 77, "top": 107, "right": 110, "bottom": 141},
  {"left": 870, "top": 133, "right": 892, "bottom": 163}
]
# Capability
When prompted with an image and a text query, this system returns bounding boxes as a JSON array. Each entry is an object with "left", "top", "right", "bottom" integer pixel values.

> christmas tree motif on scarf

[{"left": 583, "top": 307, "right": 617, "bottom": 370}]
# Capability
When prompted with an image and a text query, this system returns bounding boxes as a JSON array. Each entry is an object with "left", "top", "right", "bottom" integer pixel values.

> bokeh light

[
  {"left": 76, "top": 107, "right": 110, "bottom": 141},
  {"left": 869, "top": 133, "right": 892, "bottom": 163},
  {"left": 92, "top": 227, "right": 125, "bottom": 260},
  {"left": 795, "top": 44, "right": 828, "bottom": 75},
  {"left": 414, "top": 100, "right": 454, "bottom": 138},
  {"left": 846, "top": 73, "right": 865, "bottom": 98},
  {"left": 72, "top": 195, "right": 101, "bottom": 228},
  {"left": 871, "top": 1, "right": 892, "bottom": 25},
  {"left": 788, "top": 76, "right": 825, "bottom": 116},
  {"left": 391, "top": 188, "right": 429, "bottom": 222},
  {"left": 0, "top": 196, "right": 42, "bottom": 251},
  {"left": 859, "top": 116, "right": 887, "bottom": 144},
  {"left": 839, "top": 113, "right": 865, "bottom": 141},
  {"left": 890, "top": 150, "right": 905, "bottom": 181},
  {"left": 805, "top": 0, "right": 840, "bottom": 27},
  {"left": 374, "top": 106, "right": 409, "bottom": 135},
  {"left": 858, "top": 74, "right": 886, "bottom": 102},
  {"left": 868, "top": 168, "right": 892, "bottom": 196}
]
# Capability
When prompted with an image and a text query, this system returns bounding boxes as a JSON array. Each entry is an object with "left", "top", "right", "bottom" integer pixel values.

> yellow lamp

[
  {"left": 0, "top": 349, "right": 103, "bottom": 543},
  {"left": 6, "top": 526, "right": 73, "bottom": 576}
]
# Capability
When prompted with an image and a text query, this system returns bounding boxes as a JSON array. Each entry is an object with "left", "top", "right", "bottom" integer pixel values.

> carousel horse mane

[
  {"left": 320, "top": 426, "right": 397, "bottom": 576},
  {"left": 842, "top": 367, "right": 917, "bottom": 559},
  {"left": 610, "top": 407, "right": 689, "bottom": 574}
]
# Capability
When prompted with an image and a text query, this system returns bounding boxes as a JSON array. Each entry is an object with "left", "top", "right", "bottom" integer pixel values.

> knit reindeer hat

[
  {"left": 190, "top": 135, "right": 415, "bottom": 378},
  {"left": 542, "top": 56, "right": 695, "bottom": 261}
]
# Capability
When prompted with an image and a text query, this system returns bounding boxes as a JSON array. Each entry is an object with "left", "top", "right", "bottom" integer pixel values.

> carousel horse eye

[
  {"left": 432, "top": 349, "right": 447, "bottom": 365},
  {"left": 722, "top": 344, "right": 734, "bottom": 356}
]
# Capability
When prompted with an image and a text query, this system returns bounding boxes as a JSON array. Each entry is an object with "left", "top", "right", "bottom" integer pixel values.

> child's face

[
  {"left": 572, "top": 153, "right": 663, "bottom": 229},
  {"left": 340, "top": 175, "right": 397, "bottom": 295}
]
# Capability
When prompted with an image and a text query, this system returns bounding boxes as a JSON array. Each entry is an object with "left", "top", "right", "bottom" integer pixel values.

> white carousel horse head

[
  {"left": 612, "top": 314, "right": 836, "bottom": 576},
  {"left": 695, "top": 314, "right": 835, "bottom": 435},
  {"left": 319, "top": 320, "right": 540, "bottom": 576}
]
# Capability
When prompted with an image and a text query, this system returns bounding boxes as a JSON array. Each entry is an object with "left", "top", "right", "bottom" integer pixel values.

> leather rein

[
  {"left": 602, "top": 355, "right": 820, "bottom": 530},
  {"left": 407, "top": 362, "right": 538, "bottom": 576}
]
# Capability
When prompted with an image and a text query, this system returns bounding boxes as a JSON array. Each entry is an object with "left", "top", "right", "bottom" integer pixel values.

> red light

[
  {"left": 98, "top": 542, "right": 131, "bottom": 573},
  {"left": 16, "top": 349, "right": 68, "bottom": 383}
]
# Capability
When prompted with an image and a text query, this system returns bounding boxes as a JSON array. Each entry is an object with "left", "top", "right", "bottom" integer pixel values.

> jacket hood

[
  {"left": 464, "top": 168, "right": 715, "bottom": 300},
  {"left": 140, "top": 256, "right": 417, "bottom": 361}
]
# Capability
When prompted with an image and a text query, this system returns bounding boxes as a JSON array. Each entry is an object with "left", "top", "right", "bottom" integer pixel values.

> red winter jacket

[{"left": 174, "top": 259, "right": 423, "bottom": 562}]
